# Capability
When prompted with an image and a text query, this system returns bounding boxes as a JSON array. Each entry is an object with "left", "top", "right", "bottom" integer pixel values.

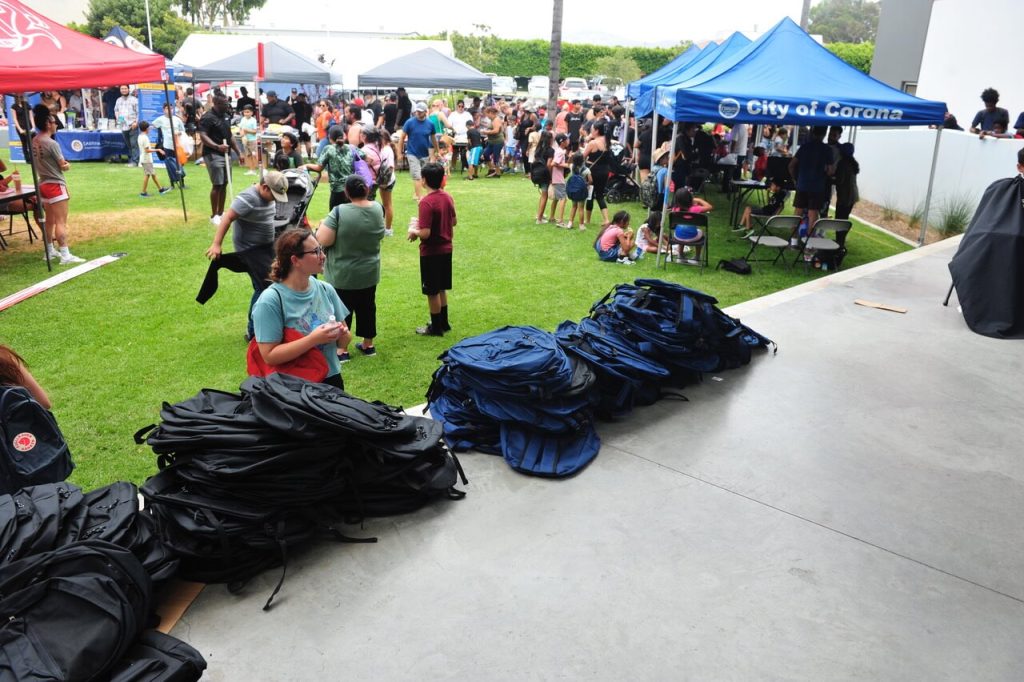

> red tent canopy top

[{"left": 0, "top": 0, "right": 165, "bottom": 92}]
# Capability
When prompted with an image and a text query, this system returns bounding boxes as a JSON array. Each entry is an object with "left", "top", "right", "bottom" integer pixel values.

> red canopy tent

[
  {"left": 0, "top": 0, "right": 165, "bottom": 91},
  {"left": 0, "top": 0, "right": 177, "bottom": 267}
]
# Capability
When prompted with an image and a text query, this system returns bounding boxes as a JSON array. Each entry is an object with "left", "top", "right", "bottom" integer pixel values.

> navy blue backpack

[{"left": 427, "top": 326, "right": 601, "bottom": 477}]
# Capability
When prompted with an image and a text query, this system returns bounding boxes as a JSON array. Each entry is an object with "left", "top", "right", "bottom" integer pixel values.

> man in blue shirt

[
  {"left": 788, "top": 126, "right": 834, "bottom": 229},
  {"left": 970, "top": 88, "right": 1010, "bottom": 134},
  {"left": 397, "top": 101, "right": 439, "bottom": 201}
]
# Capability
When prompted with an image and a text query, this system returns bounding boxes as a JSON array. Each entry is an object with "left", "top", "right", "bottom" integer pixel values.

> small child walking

[
  {"left": 565, "top": 152, "right": 591, "bottom": 231},
  {"left": 138, "top": 121, "right": 169, "bottom": 197}
]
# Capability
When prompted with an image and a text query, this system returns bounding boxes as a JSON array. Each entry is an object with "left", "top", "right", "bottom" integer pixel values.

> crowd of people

[{"left": 941, "top": 87, "right": 1024, "bottom": 140}]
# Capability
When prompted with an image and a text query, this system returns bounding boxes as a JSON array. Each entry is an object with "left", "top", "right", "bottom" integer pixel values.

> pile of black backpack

[
  {"left": 0, "top": 385, "right": 206, "bottom": 680},
  {"left": 0, "top": 481, "right": 207, "bottom": 680},
  {"left": 427, "top": 279, "right": 776, "bottom": 477},
  {"left": 136, "top": 372, "right": 467, "bottom": 610}
]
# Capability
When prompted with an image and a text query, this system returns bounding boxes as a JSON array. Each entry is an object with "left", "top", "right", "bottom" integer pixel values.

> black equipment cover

[{"left": 948, "top": 174, "right": 1024, "bottom": 338}]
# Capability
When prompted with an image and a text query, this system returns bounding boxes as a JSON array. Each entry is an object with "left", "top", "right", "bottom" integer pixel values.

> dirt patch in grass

[
  {"left": 2, "top": 207, "right": 181, "bottom": 254},
  {"left": 852, "top": 199, "right": 945, "bottom": 245}
]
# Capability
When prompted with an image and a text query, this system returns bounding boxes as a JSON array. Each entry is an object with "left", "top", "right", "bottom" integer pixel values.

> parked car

[
  {"left": 590, "top": 75, "right": 626, "bottom": 100},
  {"left": 560, "top": 77, "right": 598, "bottom": 102},
  {"left": 528, "top": 75, "right": 550, "bottom": 101},
  {"left": 491, "top": 76, "right": 517, "bottom": 97}
]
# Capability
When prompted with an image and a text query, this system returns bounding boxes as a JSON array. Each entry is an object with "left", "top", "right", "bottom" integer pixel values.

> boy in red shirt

[{"left": 407, "top": 163, "right": 456, "bottom": 336}]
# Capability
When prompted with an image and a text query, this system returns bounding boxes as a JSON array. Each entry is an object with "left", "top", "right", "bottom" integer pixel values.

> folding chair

[
  {"left": 744, "top": 215, "right": 801, "bottom": 265},
  {"left": 0, "top": 199, "right": 38, "bottom": 245},
  {"left": 793, "top": 218, "right": 852, "bottom": 271},
  {"left": 660, "top": 211, "right": 708, "bottom": 273}
]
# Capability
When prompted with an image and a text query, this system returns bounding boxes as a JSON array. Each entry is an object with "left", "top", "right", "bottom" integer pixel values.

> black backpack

[
  {"left": 107, "top": 630, "right": 207, "bottom": 682},
  {"left": 0, "top": 541, "right": 153, "bottom": 681},
  {"left": 529, "top": 159, "right": 551, "bottom": 186},
  {"left": 717, "top": 257, "right": 752, "bottom": 275},
  {"left": 639, "top": 172, "right": 660, "bottom": 209},
  {"left": 0, "top": 386, "right": 74, "bottom": 495}
]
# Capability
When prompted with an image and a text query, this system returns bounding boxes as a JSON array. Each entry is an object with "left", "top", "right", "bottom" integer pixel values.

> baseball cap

[
  {"left": 262, "top": 170, "right": 289, "bottom": 203},
  {"left": 266, "top": 90, "right": 277, "bottom": 97},
  {"left": 414, "top": 101, "right": 428, "bottom": 113}
]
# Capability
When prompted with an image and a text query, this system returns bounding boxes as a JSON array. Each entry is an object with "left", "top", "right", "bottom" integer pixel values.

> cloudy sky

[{"left": 43, "top": 0, "right": 808, "bottom": 47}]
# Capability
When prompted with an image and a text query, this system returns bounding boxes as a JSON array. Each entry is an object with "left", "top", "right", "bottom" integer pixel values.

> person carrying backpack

[{"left": 565, "top": 152, "right": 591, "bottom": 231}]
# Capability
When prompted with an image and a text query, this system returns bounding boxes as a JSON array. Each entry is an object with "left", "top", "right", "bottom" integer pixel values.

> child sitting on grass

[
  {"left": 594, "top": 210, "right": 640, "bottom": 265},
  {"left": 636, "top": 210, "right": 667, "bottom": 254},
  {"left": 733, "top": 177, "right": 788, "bottom": 237},
  {"left": 138, "top": 121, "right": 169, "bottom": 197}
]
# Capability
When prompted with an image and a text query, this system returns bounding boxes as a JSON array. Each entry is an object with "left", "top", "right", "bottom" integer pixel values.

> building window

[{"left": 902, "top": 81, "right": 918, "bottom": 96}]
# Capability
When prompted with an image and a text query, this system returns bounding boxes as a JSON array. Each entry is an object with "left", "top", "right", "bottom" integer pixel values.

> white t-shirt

[
  {"left": 448, "top": 110, "right": 473, "bottom": 143},
  {"left": 137, "top": 132, "right": 152, "bottom": 163}
]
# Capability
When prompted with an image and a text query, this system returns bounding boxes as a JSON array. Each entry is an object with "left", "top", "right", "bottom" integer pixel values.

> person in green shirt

[
  {"left": 316, "top": 174, "right": 386, "bottom": 361},
  {"left": 304, "top": 125, "right": 363, "bottom": 209}
]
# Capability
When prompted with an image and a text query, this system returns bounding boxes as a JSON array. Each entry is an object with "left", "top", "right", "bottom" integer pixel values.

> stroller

[
  {"left": 272, "top": 168, "right": 320, "bottom": 237},
  {"left": 605, "top": 142, "right": 640, "bottom": 204}
]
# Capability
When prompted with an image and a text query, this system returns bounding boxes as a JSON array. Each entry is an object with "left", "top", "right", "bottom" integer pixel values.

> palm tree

[{"left": 548, "top": 0, "right": 563, "bottom": 113}]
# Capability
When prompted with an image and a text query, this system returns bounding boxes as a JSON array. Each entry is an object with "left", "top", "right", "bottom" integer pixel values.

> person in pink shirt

[
  {"left": 594, "top": 210, "right": 639, "bottom": 264},
  {"left": 547, "top": 134, "right": 570, "bottom": 226}
]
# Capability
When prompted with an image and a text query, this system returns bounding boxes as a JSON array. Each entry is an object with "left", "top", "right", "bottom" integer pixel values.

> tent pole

[
  {"left": 918, "top": 126, "right": 942, "bottom": 247},
  {"left": 650, "top": 105, "right": 660, "bottom": 177},
  {"left": 18, "top": 93, "right": 51, "bottom": 271},
  {"left": 161, "top": 77, "right": 188, "bottom": 222},
  {"left": 656, "top": 118, "right": 679, "bottom": 268}
]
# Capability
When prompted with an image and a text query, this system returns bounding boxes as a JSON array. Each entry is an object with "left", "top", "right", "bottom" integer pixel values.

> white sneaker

[
  {"left": 210, "top": 215, "right": 222, "bottom": 227},
  {"left": 244, "top": 170, "right": 257, "bottom": 176},
  {"left": 59, "top": 253, "right": 85, "bottom": 265},
  {"left": 43, "top": 248, "right": 59, "bottom": 261}
]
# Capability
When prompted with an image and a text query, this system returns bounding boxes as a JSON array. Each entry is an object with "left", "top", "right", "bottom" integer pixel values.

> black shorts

[
  {"left": 420, "top": 253, "right": 452, "bottom": 296},
  {"left": 793, "top": 190, "right": 826, "bottom": 210},
  {"left": 299, "top": 131, "right": 311, "bottom": 142}
]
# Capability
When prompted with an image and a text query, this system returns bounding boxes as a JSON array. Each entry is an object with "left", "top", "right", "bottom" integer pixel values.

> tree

[
  {"left": 75, "top": 0, "right": 194, "bottom": 58},
  {"left": 808, "top": 0, "right": 880, "bottom": 44},
  {"left": 176, "top": 0, "right": 266, "bottom": 30},
  {"left": 592, "top": 49, "right": 641, "bottom": 83},
  {"left": 826, "top": 41, "right": 874, "bottom": 73},
  {"left": 548, "top": 0, "right": 562, "bottom": 114}
]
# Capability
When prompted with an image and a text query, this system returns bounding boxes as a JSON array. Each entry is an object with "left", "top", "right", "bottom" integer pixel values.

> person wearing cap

[
  {"left": 206, "top": 170, "right": 290, "bottom": 340},
  {"left": 397, "top": 102, "right": 440, "bottom": 201},
  {"left": 261, "top": 90, "right": 294, "bottom": 127}
]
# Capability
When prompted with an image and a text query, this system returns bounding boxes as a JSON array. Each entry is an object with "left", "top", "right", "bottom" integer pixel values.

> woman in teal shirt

[{"left": 316, "top": 174, "right": 386, "bottom": 361}]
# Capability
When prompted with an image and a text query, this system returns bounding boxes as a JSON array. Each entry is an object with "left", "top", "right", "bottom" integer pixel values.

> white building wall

[
  {"left": 854, "top": 128, "right": 1019, "bottom": 216},
  {"left": 916, "top": 0, "right": 1022, "bottom": 129}
]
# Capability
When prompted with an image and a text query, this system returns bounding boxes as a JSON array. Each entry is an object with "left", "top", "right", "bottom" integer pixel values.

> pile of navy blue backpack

[
  {"left": 426, "top": 326, "right": 601, "bottom": 478},
  {"left": 427, "top": 279, "right": 775, "bottom": 478}
]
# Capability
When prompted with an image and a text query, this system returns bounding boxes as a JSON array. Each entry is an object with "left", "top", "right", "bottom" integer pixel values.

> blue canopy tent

[
  {"left": 636, "top": 33, "right": 751, "bottom": 118},
  {"left": 651, "top": 17, "right": 947, "bottom": 249},
  {"left": 626, "top": 44, "right": 701, "bottom": 100}
]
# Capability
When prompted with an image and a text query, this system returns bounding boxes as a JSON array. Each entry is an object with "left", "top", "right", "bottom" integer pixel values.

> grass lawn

[{"left": 0, "top": 150, "right": 912, "bottom": 489}]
